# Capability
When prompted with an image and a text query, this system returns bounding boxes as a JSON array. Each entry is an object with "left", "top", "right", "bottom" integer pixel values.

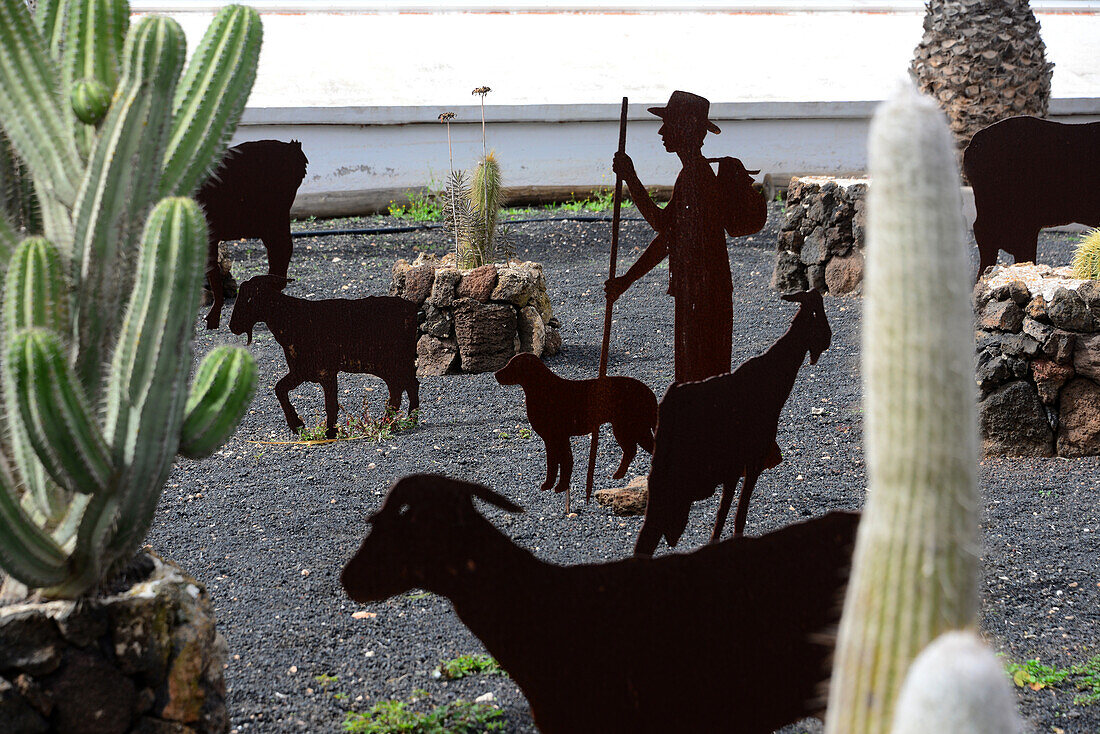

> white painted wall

[{"left": 131, "top": 3, "right": 1100, "bottom": 214}]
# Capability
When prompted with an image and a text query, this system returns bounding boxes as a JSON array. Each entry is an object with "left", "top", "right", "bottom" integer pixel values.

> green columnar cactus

[
  {"left": 824, "top": 84, "right": 980, "bottom": 733},
  {"left": 891, "top": 631, "right": 1022, "bottom": 733},
  {"left": 0, "top": 0, "right": 261, "bottom": 598}
]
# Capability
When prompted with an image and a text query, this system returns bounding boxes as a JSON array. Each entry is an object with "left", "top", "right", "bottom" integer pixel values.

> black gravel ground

[{"left": 146, "top": 202, "right": 1099, "bottom": 733}]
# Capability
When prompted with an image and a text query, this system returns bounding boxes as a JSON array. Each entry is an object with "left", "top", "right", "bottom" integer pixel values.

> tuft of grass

[
  {"left": 1071, "top": 228, "right": 1100, "bottom": 280},
  {"left": 551, "top": 187, "right": 624, "bottom": 213},
  {"left": 1005, "top": 654, "right": 1100, "bottom": 705},
  {"left": 433, "top": 654, "right": 505, "bottom": 681},
  {"left": 342, "top": 692, "right": 504, "bottom": 733},
  {"left": 297, "top": 407, "right": 419, "bottom": 443},
  {"left": 315, "top": 673, "right": 339, "bottom": 687}
]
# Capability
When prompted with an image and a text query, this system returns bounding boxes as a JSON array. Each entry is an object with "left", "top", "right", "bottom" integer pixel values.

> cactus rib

[
  {"left": 0, "top": 453, "right": 68, "bottom": 587},
  {"left": 161, "top": 4, "right": 262, "bottom": 197},
  {"left": 824, "top": 84, "right": 978, "bottom": 734}
]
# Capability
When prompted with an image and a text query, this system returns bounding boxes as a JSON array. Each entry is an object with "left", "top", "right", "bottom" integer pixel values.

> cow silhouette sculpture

[
  {"left": 964, "top": 116, "right": 1100, "bottom": 278},
  {"left": 341, "top": 474, "right": 859, "bottom": 734},
  {"left": 636, "top": 290, "right": 831, "bottom": 556},
  {"left": 197, "top": 139, "right": 308, "bottom": 329},
  {"left": 494, "top": 353, "right": 657, "bottom": 505},
  {"left": 229, "top": 275, "right": 419, "bottom": 439}
]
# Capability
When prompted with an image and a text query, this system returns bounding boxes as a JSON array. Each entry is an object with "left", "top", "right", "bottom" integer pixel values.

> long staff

[{"left": 582, "top": 97, "right": 629, "bottom": 510}]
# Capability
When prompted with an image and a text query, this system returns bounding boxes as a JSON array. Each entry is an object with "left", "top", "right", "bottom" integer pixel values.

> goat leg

[
  {"left": 322, "top": 375, "right": 340, "bottom": 439},
  {"left": 554, "top": 440, "right": 574, "bottom": 494},
  {"left": 610, "top": 423, "right": 637, "bottom": 480},
  {"left": 274, "top": 373, "right": 306, "bottom": 434},
  {"left": 540, "top": 439, "right": 559, "bottom": 492},
  {"left": 711, "top": 480, "right": 737, "bottom": 543},
  {"left": 732, "top": 471, "right": 761, "bottom": 538},
  {"left": 204, "top": 249, "right": 224, "bottom": 330}
]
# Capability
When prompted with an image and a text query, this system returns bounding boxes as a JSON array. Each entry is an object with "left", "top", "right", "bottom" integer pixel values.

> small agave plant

[
  {"left": 441, "top": 86, "right": 512, "bottom": 269},
  {"left": 0, "top": 0, "right": 261, "bottom": 599}
]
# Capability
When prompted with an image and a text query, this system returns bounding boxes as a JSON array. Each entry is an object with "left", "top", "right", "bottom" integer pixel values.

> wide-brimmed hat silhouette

[{"left": 648, "top": 91, "right": 721, "bottom": 135}]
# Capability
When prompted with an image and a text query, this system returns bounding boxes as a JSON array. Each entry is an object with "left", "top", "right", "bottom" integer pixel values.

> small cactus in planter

[
  {"left": 1070, "top": 228, "right": 1100, "bottom": 281},
  {"left": 825, "top": 85, "right": 1017, "bottom": 732},
  {"left": 0, "top": 0, "right": 261, "bottom": 599}
]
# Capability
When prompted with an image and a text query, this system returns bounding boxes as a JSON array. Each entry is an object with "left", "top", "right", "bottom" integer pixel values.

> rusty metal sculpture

[
  {"left": 604, "top": 90, "right": 766, "bottom": 384},
  {"left": 635, "top": 290, "right": 831, "bottom": 556},
  {"left": 342, "top": 474, "right": 859, "bottom": 734},
  {"left": 964, "top": 116, "right": 1100, "bottom": 279},
  {"left": 494, "top": 353, "right": 657, "bottom": 510},
  {"left": 229, "top": 275, "right": 419, "bottom": 439},
  {"left": 196, "top": 139, "right": 308, "bottom": 329}
]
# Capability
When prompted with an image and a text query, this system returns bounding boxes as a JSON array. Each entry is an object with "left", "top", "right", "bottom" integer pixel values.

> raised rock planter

[
  {"left": 0, "top": 551, "right": 228, "bottom": 734},
  {"left": 771, "top": 176, "right": 868, "bottom": 296},
  {"left": 391, "top": 252, "right": 562, "bottom": 375},
  {"left": 975, "top": 263, "right": 1100, "bottom": 457}
]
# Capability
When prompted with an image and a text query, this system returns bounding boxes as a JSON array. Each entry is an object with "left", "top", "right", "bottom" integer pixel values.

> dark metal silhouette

[
  {"left": 341, "top": 473, "right": 860, "bottom": 734},
  {"left": 604, "top": 90, "right": 766, "bottom": 384},
  {"left": 635, "top": 290, "right": 831, "bottom": 556},
  {"left": 494, "top": 353, "right": 657, "bottom": 508},
  {"left": 229, "top": 275, "right": 419, "bottom": 439},
  {"left": 196, "top": 139, "right": 308, "bottom": 329},
  {"left": 586, "top": 96, "right": 630, "bottom": 507},
  {"left": 963, "top": 116, "right": 1100, "bottom": 279}
]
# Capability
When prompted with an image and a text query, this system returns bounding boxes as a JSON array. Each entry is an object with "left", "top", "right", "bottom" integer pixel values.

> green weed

[
  {"left": 389, "top": 187, "right": 445, "bottom": 222},
  {"left": 315, "top": 673, "right": 339, "bottom": 687},
  {"left": 518, "top": 428, "right": 531, "bottom": 439},
  {"left": 297, "top": 407, "right": 419, "bottom": 443},
  {"left": 433, "top": 654, "right": 505, "bottom": 681},
  {"left": 551, "top": 187, "right": 624, "bottom": 213},
  {"left": 342, "top": 693, "right": 503, "bottom": 733},
  {"left": 1006, "top": 654, "right": 1100, "bottom": 705}
]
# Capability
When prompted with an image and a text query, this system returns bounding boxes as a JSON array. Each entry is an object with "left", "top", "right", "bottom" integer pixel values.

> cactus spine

[
  {"left": 0, "top": 0, "right": 261, "bottom": 598},
  {"left": 824, "top": 84, "right": 980, "bottom": 733}
]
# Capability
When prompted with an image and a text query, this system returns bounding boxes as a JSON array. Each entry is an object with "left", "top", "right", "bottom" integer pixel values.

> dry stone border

[
  {"left": 771, "top": 176, "right": 868, "bottom": 296},
  {"left": 975, "top": 263, "right": 1100, "bottom": 457},
  {"left": 0, "top": 551, "right": 228, "bottom": 734},
  {"left": 391, "top": 252, "right": 562, "bottom": 375}
]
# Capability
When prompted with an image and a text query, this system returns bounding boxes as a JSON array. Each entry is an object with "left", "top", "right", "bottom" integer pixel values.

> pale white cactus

[
  {"left": 824, "top": 84, "right": 981, "bottom": 734},
  {"left": 891, "top": 630, "right": 1023, "bottom": 734}
]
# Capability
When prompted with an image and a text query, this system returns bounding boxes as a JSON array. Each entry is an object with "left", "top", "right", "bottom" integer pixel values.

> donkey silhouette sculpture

[
  {"left": 342, "top": 474, "right": 859, "bottom": 734},
  {"left": 196, "top": 139, "right": 308, "bottom": 329},
  {"left": 494, "top": 353, "right": 657, "bottom": 505},
  {"left": 636, "top": 290, "right": 831, "bottom": 556},
  {"left": 964, "top": 116, "right": 1100, "bottom": 278},
  {"left": 229, "top": 275, "right": 419, "bottom": 439}
]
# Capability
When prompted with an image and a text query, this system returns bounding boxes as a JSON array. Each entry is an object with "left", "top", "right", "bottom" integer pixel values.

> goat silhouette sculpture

[
  {"left": 196, "top": 139, "right": 308, "bottom": 329},
  {"left": 341, "top": 474, "right": 859, "bottom": 734},
  {"left": 229, "top": 275, "right": 419, "bottom": 439},
  {"left": 636, "top": 290, "right": 832, "bottom": 556},
  {"left": 494, "top": 353, "right": 658, "bottom": 504},
  {"left": 964, "top": 116, "right": 1100, "bottom": 278}
]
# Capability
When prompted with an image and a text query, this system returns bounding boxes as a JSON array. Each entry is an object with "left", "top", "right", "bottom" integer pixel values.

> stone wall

[
  {"left": 0, "top": 551, "right": 227, "bottom": 734},
  {"left": 771, "top": 176, "right": 867, "bottom": 296},
  {"left": 975, "top": 263, "right": 1100, "bottom": 457},
  {"left": 391, "top": 252, "right": 562, "bottom": 375}
]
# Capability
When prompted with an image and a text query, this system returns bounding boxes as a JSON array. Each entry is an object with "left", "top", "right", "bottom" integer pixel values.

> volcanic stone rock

[
  {"left": 776, "top": 230, "right": 803, "bottom": 253},
  {"left": 453, "top": 298, "right": 518, "bottom": 372},
  {"left": 1032, "top": 359, "right": 1074, "bottom": 404},
  {"left": 455, "top": 265, "right": 497, "bottom": 302},
  {"left": 975, "top": 350, "right": 1026, "bottom": 393},
  {"left": 978, "top": 380, "right": 1054, "bottom": 457},
  {"left": 594, "top": 476, "right": 648, "bottom": 515},
  {"left": 1044, "top": 329, "right": 1076, "bottom": 364},
  {"left": 491, "top": 266, "right": 535, "bottom": 307},
  {"left": 110, "top": 593, "right": 174, "bottom": 681},
  {"left": 990, "top": 279, "right": 1031, "bottom": 306},
  {"left": 1022, "top": 317, "right": 1053, "bottom": 346},
  {"left": 824, "top": 250, "right": 864, "bottom": 295},
  {"left": 977, "top": 299, "right": 1023, "bottom": 332},
  {"left": 517, "top": 305, "right": 546, "bottom": 356},
  {"left": 1057, "top": 378, "right": 1100, "bottom": 457},
  {"left": 421, "top": 304, "right": 453, "bottom": 339},
  {"left": 0, "top": 676, "right": 47, "bottom": 734},
  {"left": 1047, "top": 287, "right": 1094, "bottom": 332},
  {"left": 806, "top": 264, "right": 827, "bottom": 292},
  {"left": 800, "top": 227, "right": 826, "bottom": 266},
  {"left": 416, "top": 335, "right": 458, "bottom": 377},
  {"left": 389, "top": 259, "right": 410, "bottom": 296},
  {"left": 46, "top": 649, "right": 137, "bottom": 734},
  {"left": 999, "top": 333, "right": 1041, "bottom": 359},
  {"left": 0, "top": 610, "right": 61, "bottom": 676},
  {"left": 44, "top": 600, "right": 108, "bottom": 649},
  {"left": 771, "top": 251, "right": 807, "bottom": 294},
  {"left": 401, "top": 264, "right": 436, "bottom": 306},
  {"left": 543, "top": 327, "right": 562, "bottom": 358},
  {"left": 1025, "top": 294, "right": 1050, "bottom": 323},
  {"left": 1072, "top": 333, "right": 1100, "bottom": 381},
  {"left": 426, "top": 268, "right": 461, "bottom": 308}
]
